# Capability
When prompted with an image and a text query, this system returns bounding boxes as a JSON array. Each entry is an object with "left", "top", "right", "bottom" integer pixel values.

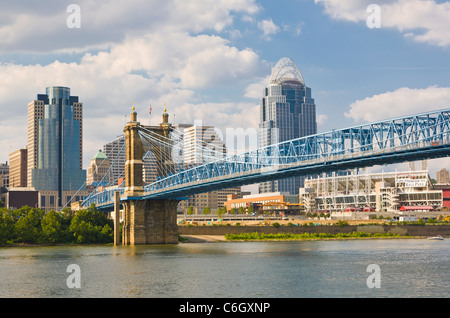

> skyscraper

[
  {"left": 28, "top": 86, "right": 87, "bottom": 209},
  {"left": 181, "top": 123, "right": 226, "bottom": 164},
  {"left": 258, "top": 57, "right": 317, "bottom": 195},
  {"left": 175, "top": 122, "right": 241, "bottom": 213},
  {"left": 9, "top": 149, "right": 27, "bottom": 187},
  {"left": 102, "top": 136, "right": 158, "bottom": 186},
  {"left": 437, "top": 168, "right": 450, "bottom": 184}
]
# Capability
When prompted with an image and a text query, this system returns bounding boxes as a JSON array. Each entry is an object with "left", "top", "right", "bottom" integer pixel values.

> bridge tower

[{"left": 121, "top": 106, "right": 178, "bottom": 245}]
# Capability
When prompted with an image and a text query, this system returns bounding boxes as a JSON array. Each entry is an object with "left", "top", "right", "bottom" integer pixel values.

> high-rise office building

[
  {"left": 9, "top": 149, "right": 27, "bottom": 187},
  {"left": 102, "top": 136, "right": 125, "bottom": 185},
  {"left": 258, "top": 57, "right": 317, "bottom": 195},
  {"left": 181, "top": 123, "right": 226, "bottom": 164},
  {"left": 27, "top": 86, "right": 87, "bottom": 209},
  {"left": 0, "top": 162, "right": 9, "bottom": 188},
  {"left": 437, "top": 168, "right": 450, "bottom": 184},
  {"left": 175, "top": 123, "right": 240, "bottom": 213},
  {"left": 102, "top": 135, "right": 157, "bottom": 186}
]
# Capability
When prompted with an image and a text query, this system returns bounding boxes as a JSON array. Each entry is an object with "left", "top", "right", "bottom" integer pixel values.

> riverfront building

[
  {"left": 258, "top": 57, "right": 317, "bottom": 195},
  {"left": 299, "top": 169, "right": 449, "bottom": 213},
  {"left": 27, "top": 86, "right": 87, "bottom": 210},
  {"left": 225, "top": 192, "right": 300, "bottom": 214}
]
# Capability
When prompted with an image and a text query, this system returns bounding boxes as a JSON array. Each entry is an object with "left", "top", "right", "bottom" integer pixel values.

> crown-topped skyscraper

[{"left": 258, "top": 57, "right": 317, "bottom": 195}]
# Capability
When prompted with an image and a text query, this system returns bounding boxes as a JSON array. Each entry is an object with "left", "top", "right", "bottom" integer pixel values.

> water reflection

[{"left": 0, "top": 239, "right": 449, "bottom": 297}]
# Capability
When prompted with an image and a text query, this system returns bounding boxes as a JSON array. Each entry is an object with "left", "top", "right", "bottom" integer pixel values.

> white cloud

[
  {"left": 281, "top": 22, "right": 303, "bottom": 36},
  {"left": 316, "top": 114, "right": 328, "bottom": 127},
  {"left": 315, "top": 0, "right": 450, "bottom": 47},
  {"left": 258, "top": 19, "right": 280, "bottom": 40},
  {"left": 0, "top": 116, "right": 28, "bottom": 161},
  {"left": 0, "top": 0, "right": 261, "bottom": 53},
  {"left": 244, "top": 76, "right": 270, "bottom": 99},
  {"left": 0, "top": 0, "right": 269, "bottom": 167},
  {"left": 78, "top": 32, "right": 266, "bottom": 89},
  {"left": 314, "top": 0, "right": 373, "bottom": 23},
  {"left": 344, "top": 86, "right": 450, "bottom": 123}
]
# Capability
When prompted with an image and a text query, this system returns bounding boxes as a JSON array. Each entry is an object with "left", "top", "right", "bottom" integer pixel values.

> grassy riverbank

[{"left": 224, "top": 231, "right": 408, "bottom": 241}]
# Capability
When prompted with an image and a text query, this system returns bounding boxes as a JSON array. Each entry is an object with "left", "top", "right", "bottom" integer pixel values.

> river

[{"left": 0, "top": 239, "right": 448, "bottom": 298}]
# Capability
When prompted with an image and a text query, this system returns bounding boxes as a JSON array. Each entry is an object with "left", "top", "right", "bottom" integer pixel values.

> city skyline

[{"left": 1, "top": 0, "right": 450, "bottom": 176}]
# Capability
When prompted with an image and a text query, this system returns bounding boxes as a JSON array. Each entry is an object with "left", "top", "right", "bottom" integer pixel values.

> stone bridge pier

[{"left": 118, "top": 107, "right": 179, "bottom": 245}]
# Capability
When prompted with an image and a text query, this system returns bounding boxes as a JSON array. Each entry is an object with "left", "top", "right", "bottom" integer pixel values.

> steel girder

[{"left": 83, "top": 108, "right": 450, "bottom": 209}]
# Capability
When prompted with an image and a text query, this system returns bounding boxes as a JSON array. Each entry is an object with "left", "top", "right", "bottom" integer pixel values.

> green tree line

[{"left": 0, "top": 203, "right": 114, "bottom": 246}]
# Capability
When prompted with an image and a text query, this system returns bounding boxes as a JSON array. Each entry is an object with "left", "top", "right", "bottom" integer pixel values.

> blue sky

[{"left": 1, "top": 0, "right": 450, "bottom": 175}]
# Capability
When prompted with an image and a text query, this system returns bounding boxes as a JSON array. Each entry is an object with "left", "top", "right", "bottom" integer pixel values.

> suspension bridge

[{"left": 77, "top": 107, "right": 450, "bottom": 244}]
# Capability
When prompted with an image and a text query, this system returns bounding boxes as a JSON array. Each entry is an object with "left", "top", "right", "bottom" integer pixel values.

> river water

[{"left": 0, "top": 239, "right": 448, "bottom": 298}]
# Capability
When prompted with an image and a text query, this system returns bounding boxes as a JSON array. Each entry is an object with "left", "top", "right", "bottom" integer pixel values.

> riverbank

[
  {"left": 179, "top": 234, "right": 426, "bottom": 243},
  {"left": 180, "top": 235, "right": 227, "bottom": 243},
  {"left": 178, "top": 223, "right": 450, "bottom": 240},
  {"left": 2, "top": 222, "right": 447, "bottom": 246},
  {"left": 180, "top": 235, "right": 427, "bottom": 243}
]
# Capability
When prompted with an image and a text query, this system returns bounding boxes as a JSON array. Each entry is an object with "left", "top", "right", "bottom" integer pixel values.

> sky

[{"left": 1, "top": 0, "right": 450, "bottom": 178}]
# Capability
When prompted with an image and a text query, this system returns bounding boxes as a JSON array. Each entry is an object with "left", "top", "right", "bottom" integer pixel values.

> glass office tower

[
  {"left": 258, "top": 58, "right": 317, "bottom": 195},
  {"left": 30, "top": 86, "right": 86, "bottom": 208}
]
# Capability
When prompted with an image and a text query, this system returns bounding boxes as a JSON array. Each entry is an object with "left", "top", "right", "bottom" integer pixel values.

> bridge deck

[{"left": 84, "top": 108, "right": 450, "bottom": 211}]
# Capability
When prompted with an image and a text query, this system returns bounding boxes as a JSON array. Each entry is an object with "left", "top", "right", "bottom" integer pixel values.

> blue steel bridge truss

[{"left": 83, "top": 108, "right": 450, "bottom": 210}]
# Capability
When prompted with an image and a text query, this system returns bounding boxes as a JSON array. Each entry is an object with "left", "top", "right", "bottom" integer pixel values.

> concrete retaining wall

[{"left": 178, "top": 224, "right": 450, "bottom": 237}]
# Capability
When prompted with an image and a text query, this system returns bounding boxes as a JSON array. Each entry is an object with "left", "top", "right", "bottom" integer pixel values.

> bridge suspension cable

[{"left": 82, "top": 108, "right": 450, "bottom": 209}]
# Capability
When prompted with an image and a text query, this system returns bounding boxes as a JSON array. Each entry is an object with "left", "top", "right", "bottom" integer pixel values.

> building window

[
  {"left": 41, "top": 196, "right": 46, "bottom": 207},
  {"left": 50, "top": 196, "right": 55, "bottom": 206}
]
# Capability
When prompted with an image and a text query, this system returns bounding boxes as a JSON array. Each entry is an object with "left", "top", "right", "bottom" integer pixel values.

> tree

[
  {"left": 230, "top": 208, "right": 236, "bottom": 214},
  {"left": 216, "top": 207, "right": 225, "bottom": 221},
  {"left": 0, "top": 209, "right": 15, "bottom": 245},
  {"left": 202, "top": 207, "right": 211, "bottom": 215},
  {"left": 187, "top": 206, "right": 194, "bottom": 215},
  {"left": 238, "top": 207, "right": 244, "bottom": 214},
  {"left": 41, "top": 210, "right": 63, "bottom": 244},
  {"left": 69, "top": 204, "right": 113, "bottom": 244},
  {"left": 247, "top": 205, "right": 253, "bottom": 213},
  {"left": 14, "top": 207, "right": 44, "bottom": 243},
  {"left": 70, "top": 220, "right": 99, "bottom": 244}
]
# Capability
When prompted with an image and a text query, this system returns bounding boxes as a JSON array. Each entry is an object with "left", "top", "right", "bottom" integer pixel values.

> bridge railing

[
  {"left": 82, "top": 108, "right": 450, "bottom": 207},
  {"left": 141, "top": 109, "right": 450, "bottom": 192}
]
